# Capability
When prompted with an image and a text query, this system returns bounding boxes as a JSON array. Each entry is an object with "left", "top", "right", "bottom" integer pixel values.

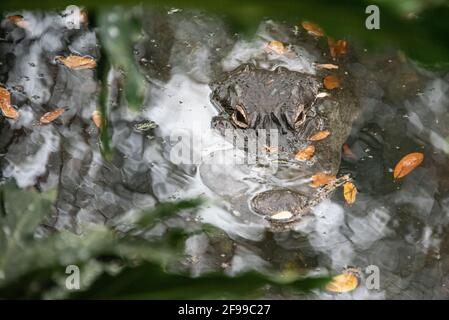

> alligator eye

[
  {"left": 231, "top": 104, "right": 249, "bottom": 128},
  {"left": 294, "top": 106, "right": 306, "bottom": 129}
]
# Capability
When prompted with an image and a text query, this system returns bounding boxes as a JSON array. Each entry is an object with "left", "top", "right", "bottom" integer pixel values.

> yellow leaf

[
  {"left": 393, "top": 152, "right": 424, "bottom": 179},
  {"left": 40, "top": 108, "right": 66, "bottom": 124},
  {"left": 326, "top": 272, "right": 358, "bottom": 293},
  {"left": 295, "top": 145, "right": 315, "bottom": 161},
  {"left": 343, "top": 182, "right": 357, "bottom": 205},
  {"left": 301, "top": 21, "right": 324, "bottom": 37},
  {"left": 324, "top": 74, "right": 341, "bottom": 90},
  {"left": 0, "top": 86, "right": 18, "bottom": 119},
  {"left": 309, "top": 130, "right": 331, "bottom": 141},
  {"left": 310, "top": 173, "right": 336, "bottom": 188},
  {"left": 92, "top": 110, "right": 103, "bottom": 128},
  {"left": 56, "top": 55, "right": 97, "bottom": 70}
]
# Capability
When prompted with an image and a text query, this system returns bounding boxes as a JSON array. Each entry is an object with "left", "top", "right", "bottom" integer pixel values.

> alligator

[{"left": 206, "top": 61, "right": 359, "bottom": 224}]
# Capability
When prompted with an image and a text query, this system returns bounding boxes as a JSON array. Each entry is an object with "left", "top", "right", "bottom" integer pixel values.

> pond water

[{"left": 1, "top": 8, "right": 449, "bottom": 299}]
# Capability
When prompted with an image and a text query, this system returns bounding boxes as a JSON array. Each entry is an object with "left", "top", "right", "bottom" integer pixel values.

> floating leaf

[
  {"left": 309, "top": 130, "right": 331, "bottom": 141},
  {"left": 324, "top": 74, "right": 341, "bottom": 90},
  {"left": 7, "top": 15, "right": 28, "bottom": 28},
  {"left": 40, "top": 108, "right": 65, "bottom": 124},
  {"left": 326, "top": 272, "right": 358, "bottom": 293},
  {"left": 310, "top": 173, "right": 336, "bottom": 188},
  {"left": 343, "top": 182, "right": 357, "bottom": 205},
  {"left": 315, "top": 63, "right": 339, "bottom": 70},
  {"left": 393, "top": 152, "right": 424, "bottom": 179},
  {"left": 56, "top": 55, "right": 97, "bottom": 70},
  {"left": 328, "top": 38, "right": 348, "bottom": 59},
  {"left": 0, "top": 86, "right": 18, "bottom": 119},
  {"left": 316, "top": 92, "right": 329, "bottom": 98},
  {"left": 266, "top": 40, "right": 288, "bottom": 54},
  {"left": 301, "top": 21, "right": 324, "bottom": 37},
  {"left": 92, "top": 110, "right": 103, "bottom": 128},
  {"left": 295, "top": 145, "right": 315, "bottom": 161},
  {"left": 271, "top": 211, "right": 293, "bottom": 220}
]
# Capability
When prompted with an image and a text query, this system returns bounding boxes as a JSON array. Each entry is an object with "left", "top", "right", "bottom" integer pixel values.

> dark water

[{"left": 1, "top": 8, "right": 449, "bottom": 299}]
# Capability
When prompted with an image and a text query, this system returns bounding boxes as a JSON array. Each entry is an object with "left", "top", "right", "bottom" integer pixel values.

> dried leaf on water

[
  {"left": 316, "top": 92, "right": 329, "bottom": 98},
  {"left": 266, "top": 40, "right": 288, "bottom": 54},
  {"left": 393, "top": 152, "right": 424, "bottom": 179},
  {"left": 309, "top": 130, "right": 331, "bottom": 141},
  {"left": 7, "top": 15, "right": 29, "bottom": 28},
  {"left": 328, "top": 38, "right": 348, "bottom": 59},
  {"left": 324, "top": 74, "right": 341, "bottom": 90},
  {"left": 271, "top": 211, "right": 293, "bottom": 221},
  {"left": 301, "top": 21, "right": 324, "bottom": 37},
  {"left": 343, "top": 182, "right": 357, "bottom": 205},
  {"left": 295, "top": 145, "right": 315, "bottom": 161},
  {"left": 56, "top": 55, "right": 97, "bottom": 70},
  {"left": 326, "top": 272, "right": 358, "bottom": 293},
  {"left": 92, "top": 110, "right": 103, "bottom": 128},
  {"left": 40, "top": 108, "right": 66, "bottom": 124},
  {"left": 310, "top": 173, "right": 336, "bottom": 188},
  {"left": 315, "top": 63, "right": 339, "bottom": 70},
  {"left": 0, "top": 86, "right": 18, "bottom": 119}
]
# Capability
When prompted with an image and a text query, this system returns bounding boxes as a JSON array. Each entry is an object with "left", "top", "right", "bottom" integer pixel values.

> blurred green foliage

[{"left": 0, "top": 183, "right": 329, "bottom": 299}]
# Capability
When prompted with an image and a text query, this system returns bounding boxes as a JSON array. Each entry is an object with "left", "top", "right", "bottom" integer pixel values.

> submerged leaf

[
  {"left": 301, "top": 21, "right": 324, "bottom": 37},
  {"left": 40, "top": 108, "right": 65, "bottom": 124},
  {"left": 324, "top": 74, "right": 341, "bottom": 90},
  {"left": 295, "top": 145, "right": 315, "bottom": 161},
  {"left": 328, "top": 38, "right": 348, "bottom": 58},
  {"left": 309, "top": 130, "right": 331, "bottom": 141},
  {"left": 343, "top": 182, "right": 357, "bottom": 205},
  {"left": 0, "top": 86, "right": 18, "bottom": 119},
  {"left": 310, "top": 173, "right": 336, "bottom": 188},
  {"left": 7, "top": 15, "right": 28, "bottom": 28},
  {"left": 393, "top": 152, "right": 424, "bottom": 179},
  {"left": 266, "top": 40, "right": 288, "bottom": 54},
  {"left": 56, "top": 55, "right": 97, "bottom": 70}
]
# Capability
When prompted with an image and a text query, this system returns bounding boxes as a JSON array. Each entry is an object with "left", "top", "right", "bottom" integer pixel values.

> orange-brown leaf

[
  {"left": 40, "top": 108, "right": 65, "bottom": 124},
  {"left": 326, "top": 272, "right": 358, "bottom": 293},
  {"left": 328, "top": 38, "right": 348, "bottom": 59},
  {"left": 92, "top": 110, "right": 103, "bottom": 128},
  {"left": 343, "top": 182, "right": 357, "bottom": 205},
  {"left": 309, "top": 130, "right": 331, "bottom": 141},
  {"left": 393, "top": 152, "right": 424, "bottom": 179},
  {"left": 7, "top": 15, "right": 28, "bottom": 28},
  {"left": 301, "top": 21, "right": 324, "bottom": 37},
  {"left": 56, "top": 55, "right": 97, "bottom": 70},
  {"left": 266, "top": 40, "right": 288, "bottom": 54},
  {"left": 324, "top": 74, "right": 341, "bottom": 90},
  {"left": 0, "top": 86, "right": 18, "bottom": 119},
  {"left": 310, "top": 173, "right": 336, "bottom": 188},
  {"left": 295, "top": 145, "right": 315, "bottom": 161}
]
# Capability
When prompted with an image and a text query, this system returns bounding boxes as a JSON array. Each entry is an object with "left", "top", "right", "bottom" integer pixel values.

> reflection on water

[{"left": 1, "top": 8, "right": 449, "bottom": 299}]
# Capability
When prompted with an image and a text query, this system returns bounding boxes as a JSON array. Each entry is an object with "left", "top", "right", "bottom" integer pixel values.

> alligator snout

[{"left": 250, "top": 189, "right": 309, "bottom": 222}]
